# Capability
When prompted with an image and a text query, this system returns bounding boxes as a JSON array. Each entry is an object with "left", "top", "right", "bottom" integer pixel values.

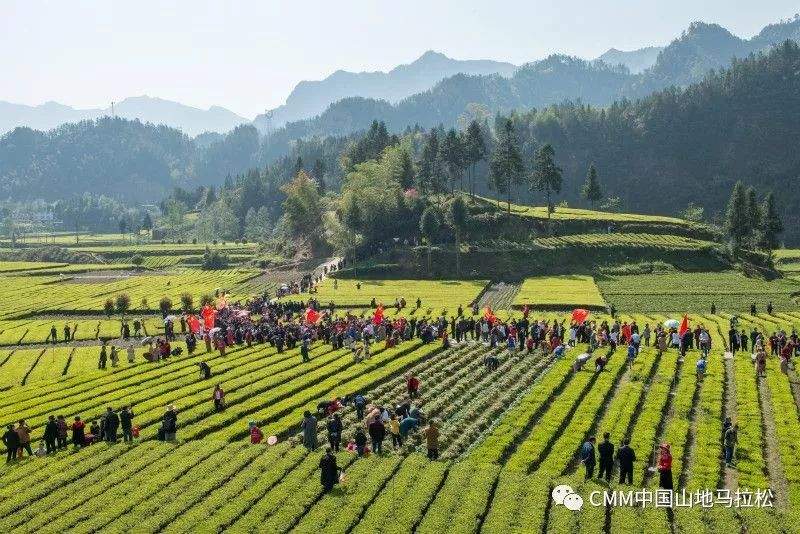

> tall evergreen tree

[
  {"left": 397, "top": 149, "right": 415, "bottom": 190},
  {"left": 745, "top": 186, "right": 761, "bottom": 244},
  {"left": 464, "top": 120, "right": 487, "bottom": 198},
  {"left": 758, "top": 192, "right": 783, "bottom": 252},
  {"left": 439, "top": 128, "right": 465, "bottom": 195},
  {"left": 446, "top": 196, "right": 469, "bottom": 277},
  {"left": 530, "top": 144, "right": 563, "bottom": 218},
  {"left": 724, "top": 181, "right": 749, "bottom": 249},
  {"left": 419, "top": 207, "right": 440, "bottom": 276},
  {"left": 489, "top": 119, "right": 525, "bottom": 213},
  {"left": 141, "top": 212, "right": 153, "bottom": 232},
  {"left": 581, "top": 164, "right": 603, "bottom": 209},
  {"left": 416, "top": 131, "right": 444, "bottom": 197}
]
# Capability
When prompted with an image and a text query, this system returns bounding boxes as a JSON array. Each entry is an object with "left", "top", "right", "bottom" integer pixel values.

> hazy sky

[{"left": 3, "top": 1, "right": 798, "bottom": 118}]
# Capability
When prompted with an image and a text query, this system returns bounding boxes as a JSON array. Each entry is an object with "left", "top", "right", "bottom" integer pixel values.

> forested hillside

[
  {"left": 470, "top": 41, "right": 800, "bottom": 239},
  {"left": 258, "top": 17, "right": 800, "bottom": 155}
]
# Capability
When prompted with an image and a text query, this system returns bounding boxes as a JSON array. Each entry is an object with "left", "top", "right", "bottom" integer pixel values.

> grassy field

[
  {"left": 475, "top": 195, "right": 691, "bottom": 225},
  {"left": 598, "top": 271, "right": 800, "bottom": 312},
  {"left": 513, "top": 275, "right": 606, "bottom": 309}
]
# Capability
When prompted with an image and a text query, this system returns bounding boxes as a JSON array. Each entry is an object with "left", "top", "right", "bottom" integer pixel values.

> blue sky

[{"left": 2, "top": 0, "right": 798, "bottom": 117}]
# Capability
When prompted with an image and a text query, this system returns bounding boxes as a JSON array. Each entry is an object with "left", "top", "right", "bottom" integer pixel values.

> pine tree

[
  {"left": 464, "top": 120, "right": 487, "bottom": 198},
  {"left": 724, "top": 181, "right": 749, "bottom": 249},
  {"left": 397, "top": 149, "right": 415, "bottom": 190},
  {"left": 745, "top": 186, "right": 761, "bottom": 244},
  {"left": 439, "top": 128, "right": 465, "bottom": 195},
  {"left": 416, "top": 131, "right": 444, "bottom": 197},
  {"left": 489, "top": 119, "right": 524, "bottom": 213},
  {"left": 446, "top": 196, "right": 469, "bottom": 277},
  {"left": 141, "top": 212, "right": 153, "bottom": 232},
  {"left": 758, "top": 192, "right": 783, "bottom": 252},
  {"left": 530, "top": 144, "right": 563, "bottom": 218},
  {"left": 581, "top": 164, "right": 603, "bottom": 209},
  {"left": 420, "top": 207, "right": 440, "bottom": 276}
]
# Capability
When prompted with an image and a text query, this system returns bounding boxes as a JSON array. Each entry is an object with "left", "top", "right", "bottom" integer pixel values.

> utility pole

[{"left": 111, "top": 101, "right": 115, "bottom": 117}]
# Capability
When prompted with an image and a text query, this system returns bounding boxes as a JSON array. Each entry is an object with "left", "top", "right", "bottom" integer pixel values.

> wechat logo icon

[{"left": 552, "top": 484, "right": 584, "bottom": 511}]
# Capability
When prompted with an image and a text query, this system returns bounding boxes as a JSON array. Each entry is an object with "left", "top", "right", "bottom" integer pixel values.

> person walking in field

[
  {"left": 120, "top": 406, "right": 134, "bottom": 442},
  {"left": 616, "top": 439, "right": 636, "bottom": 484},
  {"left": 43, "top": 415, "right": 58, "bottom": 454},
  {"left": 98, "top": 343, "right": 108, "bottom": 370},
  {"left": 49, "top": 325, "right": 57, "bottom": 344},
  {"left": 104, "top": 407, "right": 119, "bottom": 442},
  {"left": 110, "top": 346, "right": 119, "bottom": 367},
  {"left": 16, "top": 420, "right": 32, "bottom": 458},
  {"left": 756, "top": 347, "right": 767, "bottom": 377},
  {"left": 3, "top": 425, "right": 19, "bottom": 462},
  {"left": 368, "top": 416, "right": 386, "bottom": 454},
  {"left": 71, "top": 416, "right": 86, "bottom": 448},
  {"left": 354, "top": 427, "right": 368, "bottom": 456},
  {"left": 424, "top": 419, "right": 440, "bottom": 460},
  {"left": 301, "top": 411, "right": 318, "bottom": 451},
  {"left": 657, "top": 443, "right": 673, "bottom": 489},
  {"left": 301, "top": 338, "right": 310, "bottom": 362},
  {"left": 213, "top": 385, "right": 225, "bottom": 412},
  {"left": 327, "top": 413, "right": 343, "bottom": 452},
  {"left": 580, "top": 436, "right": 596, "bottom": 479},
  {"left": 724, "top": 423, "right": 738, "bottom": 467},
  {"left": 598, "top": 432, "right": 614, "bottom": 482},
  {"left": 389, "top": 414, "right": 402, "bottom": 450},
  {"left": 161, "top": 405, "right": 178, "bottom": 441},
  {"left": 63, "top": 323, "right": 71, "bottom": 342},
  {"left": 56, "top": 415, "right": 68, "bottom": 449},
  {"left": 249, "top": 422, "right": 264, "bottom": 444},
  {"left": 319, "top": 448, "right": 339, "bottom": 492},
  {"left": 199, "top": 361, "right": 211, "bottom": 380}
]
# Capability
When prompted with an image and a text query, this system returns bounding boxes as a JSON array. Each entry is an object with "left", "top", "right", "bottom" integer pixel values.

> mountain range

[
  {"left": 0, "top": 96, "right": 249, "bottom": 137},
  {"left": 7, "top": 16, "right": 798, "bottom": 139}
]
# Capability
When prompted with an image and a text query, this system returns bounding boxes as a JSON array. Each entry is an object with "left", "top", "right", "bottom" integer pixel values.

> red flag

[
  {"left": 187, "top": 314, "right": 200, "bottom": 333},
  {"left": 679, "top": 315, "right": 690, "bottom": 337},
  {"left": 484, "top": 307, "right": 496, "bottom": 325},
  {"left": 571, "top": 308, "right": 589, "bottom": 325},
  {"left": 373, "top": 305, "right": 384, "bottom": 325},
  {"left": 305, "top": 307, "right": 320, "bottom": 324},
  {"left": 201, "top": 305, "right": 216, "bottom": 329}
]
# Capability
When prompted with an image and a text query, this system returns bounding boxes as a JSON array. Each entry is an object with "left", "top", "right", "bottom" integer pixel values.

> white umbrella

[
  {"left": 140, "top": 337, "right": 152, "bottom": 345},
  {"left": 663, "top": 319, "right": 679, "bottom": 329},
  {"left": 164, "top": 315, "right": 177, "bottom": 322},
  {"left": 209, "top": 327, "right": 221, "bottom": 335}
]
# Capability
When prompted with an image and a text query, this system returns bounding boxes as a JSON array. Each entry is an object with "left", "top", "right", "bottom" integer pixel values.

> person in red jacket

[
  {"left": 657, "top": 443, "right": 673, "bottom": 490},
  {"left": 406, "top": 374, "right": 420, "bottom": 399},
  {"left": 249, "top": 422, "right": 263, "bottom": 444}
]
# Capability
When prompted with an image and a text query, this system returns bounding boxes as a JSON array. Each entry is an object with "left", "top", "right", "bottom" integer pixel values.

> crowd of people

[{"left": 2, "top": 406, "right": 139, "bottom": 463}]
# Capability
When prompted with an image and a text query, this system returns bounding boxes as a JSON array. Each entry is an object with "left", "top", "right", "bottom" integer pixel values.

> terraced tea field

[
  {"left": 0, "top": 259, "right": 799, "bottom": 532},
  {"left": 0, "top": 311, "right": 797, "bottom": 532},
  {"left": 513, "top": 275, "right": 606, "bottom": 309}
]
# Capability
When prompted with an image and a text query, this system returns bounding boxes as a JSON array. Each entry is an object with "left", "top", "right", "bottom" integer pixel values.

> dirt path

[
  {"left": 722, "top": 355, "right": 738, "bottom": 489},
  {"left": 756, "top": 375, "right": 790, "bottom": 507},
  {"left": 476, "top": 282, "right": 520, "bottom": 311}
]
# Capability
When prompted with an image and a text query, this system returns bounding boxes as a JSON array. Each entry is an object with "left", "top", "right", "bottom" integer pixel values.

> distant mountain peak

[
  {"left": 255, "top": 50, "right": 517, "bottom": 131},
  {"left": 0, "top": 96, "right": 248, "bottom": 137}
]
